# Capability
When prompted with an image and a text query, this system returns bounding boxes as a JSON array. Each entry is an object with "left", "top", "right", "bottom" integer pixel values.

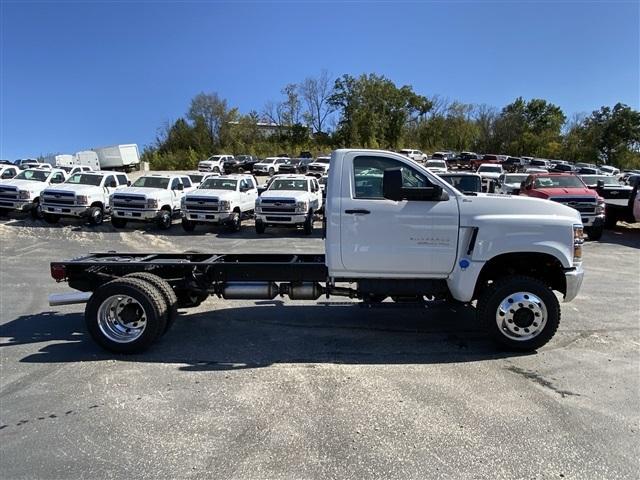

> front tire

[
  {"left": 157, "top": 209, "right": 172, "bottom": 230},
  {"left": 303, "top": 210, "right": 314, "bottom": 235},
  {"left": 43, "top": 213, "right": 60, "bottom": 224},
  {"left": 84, "top": 277, "right": 168, "bottom": 353},
  {"left": 255, "top": 219, "right": 266, "bottom": 234},
  {"left": 477, "top": 275, "right": 560, "bottom": 351},
  {"left": 88, "top": 206, "right": 103, "bottom": 226},
  {"left": 111, "top": 217, "right": 127, "bottom": 229},
  {"left": 585, "top": 224, "right": 603, "bottom": 240},
  {"left": 226, "top": 211, "right": 241, "bottom": 232},
  {"left": 30, "top": 201, "right": 43, "bottom": 220},
  {"left": 181, "top": 218, "right": 196, "bottom": 232}
]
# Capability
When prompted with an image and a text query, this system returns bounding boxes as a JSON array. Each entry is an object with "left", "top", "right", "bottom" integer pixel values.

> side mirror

[
  {"left": 175, "top": 183, "right": 184, "bottom": 191},
  {"left": 596, "top": 180, "right": 605, "bottom": 189},
  {"left": 109, "top": 180, "right": 117, "bottom": 188},
  {"left": 383, "top": 168, "right": 444, "bottom": 201},
  {"left": 127, "top": 181, "right": 131, "bottom": 186}
]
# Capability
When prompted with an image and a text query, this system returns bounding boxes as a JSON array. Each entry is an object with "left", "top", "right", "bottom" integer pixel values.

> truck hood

[
  {"left": 43, "top": 184, "right": 102, "bottom": 195},
  {"left": 260, "top": 190, "right": 308, "bottom": 201},
  {"left": 114, "top": 187, "right": 169, "bottom": 198},
  {"left": 187, "top": 189, "right": 236, "bottom": 200},
  {"left": 532, "top": 187, "right": 595, "bottom": 197},
  {"left": 459, "top": 193, "right": 582, "bottom": 225},
  {"left": 0, "top": 179, "right": 48, "bottom": 192},
  {"left": 478, "top": 172, "right": 502, "bottom": 180}
]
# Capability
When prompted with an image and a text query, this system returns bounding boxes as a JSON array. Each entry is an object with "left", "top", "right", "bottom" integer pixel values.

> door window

[
  {"left": 181, "top": 177, "right": 192, "bottom": 188},
  {"left": 353, "top": 155, "right": 430, "bottom": 199},
  {"left": 116, "top": 174, "right": 128, "bottom": 185},
  {"left": 104, "top": 175, "right": 115, "bottom": 187},
  {"left": 171, "top": 178, "right": 181, "bottom": 190}
]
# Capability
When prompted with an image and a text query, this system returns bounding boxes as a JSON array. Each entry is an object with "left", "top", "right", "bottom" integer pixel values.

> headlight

[
  {"left": 219, "top": 200, "right": 231, "bottom": 211},
  {"left": 18, "top": 190, "right": 30, "bottom": 200},
  {"left": 146, "top": 198, "right": 158, "bottom": 209},
  {"left": 76, "top": 195, "right": 88, "bottom": 205},
  {"left": 573, "top": 224, "right": 584, "bottom": 264},
  {"left": 596, "top": 197, "right": 605, "bottom": 215},
  {"left": 296, "top": 201, "right": 308, "bottom": 212}
]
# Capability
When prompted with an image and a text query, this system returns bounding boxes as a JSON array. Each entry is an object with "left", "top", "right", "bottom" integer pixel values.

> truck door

[
  {"left": 170, "top": 178, "right": 182, "bottom": 209},
  {"left": 339, "top": 152, "right": 459, "bottom": 276}
]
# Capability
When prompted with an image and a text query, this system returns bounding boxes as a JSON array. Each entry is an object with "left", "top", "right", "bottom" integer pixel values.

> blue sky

[{"left": 1, "top": 0, "right": 638, "bottom": 159}]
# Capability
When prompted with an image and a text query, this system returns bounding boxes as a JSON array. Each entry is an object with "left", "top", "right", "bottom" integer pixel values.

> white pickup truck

[
  {"left": 0, "top": 168, "right": 67, "bottom": 219},
  {"left": 255, "top": 175, "right": 323, "bottom": 235},
  {"left": 181, "top": 174, "right": 259, "bottom": 232},
  {"left": 0, "top": 165, "right": 21, "bottom": 180},
  {"left": 305, "top": 156, "right": 331, "bottom": 177},
  {"left": 198, "top": 155, "right": 234, "bottom": 174},
  {"left": 252, "top": 157, "right": 290, "bottom": 176},
  {"left": 110, "top": 174, "right": 194, "bottom": 229},
  {"left": 49, "top": 149, "right": 585, "bottom": 354},
  {"left": 41, "top": 171, "right": 130, "bottom": 225}
]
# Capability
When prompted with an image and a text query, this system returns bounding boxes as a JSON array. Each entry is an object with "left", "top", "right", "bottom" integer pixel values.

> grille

[
  {"left": 260, "top": 198, "right": 296, "bottom": 214},
  {"left": 0, "top": 185, "right": 18, "bottom": 200},
  {"left": 43, "top": 191, "right": 75, "bottom": 206},
  {"left": 112, "top": 194, "right": 146, "bottom": 210},
  {"left": 549, "top": 196, "right": 597, "bottom": 214},
  {"left": 185, "top": 196, "right": 219, "bottom": 212}
]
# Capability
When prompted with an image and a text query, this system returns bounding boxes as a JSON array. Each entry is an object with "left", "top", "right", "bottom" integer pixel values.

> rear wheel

[
  {"left": 157, "top": 209, "right": 172, "bottom": 230},
  {"left": 181, "top": 218, "right": 196, "bottom": 232},
  {"left": 88, "top": 206, "right": 103, "bottom": 226},
  {"left": 213, "top": 166, "right": 220, "bottom": 174},
  {"left": 84, "top": 277, "right": 168, "bottom": 353},
  {"left": 125, "top": 272, "right": 178, "bottom": 334},
  {"left": 268, "top": 167, "right": 275, "bottom": 176},
  {"left": 477, "top": 275, "right": 560, "bottom": 351},
  {"left": 43, "top": 213, "right": 60, "bottom": 224},
  {"left": 111, "top": 217, "right": 127, "bottom": 229}
]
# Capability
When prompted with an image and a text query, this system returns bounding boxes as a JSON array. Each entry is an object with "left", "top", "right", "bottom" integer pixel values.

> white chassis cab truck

[
  {"left": 110, "top": 174, "right": 193, "bottom": 229},
  {"left": 252, "top": 157, "right": 290, "bottom": 176},
  {"left": 0, "top": 168, "right": 67, "bottom": 219},
  {"left": 181, "top": 174, "right": 258, "bottom": 232},
  {"left": 255, "top": 174, "right": 323, "bottom": 235},
  {"left": 48, "top": 149, "right": 585, "bottom": 354},
  {"left": 41, "top": 171, "right": 129, "bottom": 225}
]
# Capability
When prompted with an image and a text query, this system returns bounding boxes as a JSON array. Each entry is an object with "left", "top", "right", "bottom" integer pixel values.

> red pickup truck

[{"left": 520, "top": 173, "right": 605, "bottom": 240}]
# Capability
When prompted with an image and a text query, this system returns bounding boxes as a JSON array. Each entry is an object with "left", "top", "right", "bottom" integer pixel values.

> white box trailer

[
  {"left": 43, "top": 154, "right": 75, "bottom": 168},
  {"left": 92, "top": 144, "right": 140, "bottom": 172},
  {"left": 75, "top": 151, "right": 101, "bottom": 170}
]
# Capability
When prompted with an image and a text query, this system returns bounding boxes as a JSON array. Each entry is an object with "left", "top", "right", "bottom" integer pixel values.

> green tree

[{"left": 582, "top": 103, "right": 640, "bottom": 167}]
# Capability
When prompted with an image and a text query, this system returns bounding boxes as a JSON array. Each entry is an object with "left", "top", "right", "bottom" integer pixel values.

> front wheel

[
  {"left": 88, "top": 206, "right": 103, "bottom": 225},
  {"left": 181, "top": 218, "right": 196, "bottom": 232},
  {"left": 30, "top": 201, "right": 43, "bottom": 220},
  {"left": 585, "top": 224, "right": 603, "bottom": 240},
  {"left": 477, "top": 275, "right": 560, "bottom": 351},
  {"left": 226, "top": 211, "right": 241, "bottom": 232},
  {"left": 303, "top": 210, "right": 314, "bottom": 235},
  {"left": 157, "top": 209, "right": 172, "bottom": 230},
  {"left": 111, "top": 217, "right": 127, "bottom": 229},
  {"left": 255, "top": 219, "right": 266, "bottom": 234},
  {"left": 43, "top": 213, "right": 60, "bottom": 224}
]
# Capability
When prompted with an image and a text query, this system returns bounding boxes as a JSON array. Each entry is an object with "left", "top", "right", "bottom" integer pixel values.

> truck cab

[
  {"left": 520, "top": 173, "right": 605, "bottom": 239},
  {"left": 41, "top": 171, "right": 129, "bottom": 225},
  {"left": 255, "top": 175, "right": 322, "bottom": 234},
  {"left": 181, "top": 174, "right": 258, "bottom": 232},
  {"left": 0, "top": 168, "right": 67, "bottom": 219},
  {"left": 110, "top": 174, "right": 193, "bottom": 229},
  {"left": 0, "top": 165, "right": 21, "bottom": 180},
  {"left": 198, "top": 155, "right": 234, "bottom": 174}
]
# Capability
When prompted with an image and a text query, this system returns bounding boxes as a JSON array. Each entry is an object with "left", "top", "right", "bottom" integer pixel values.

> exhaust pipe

[
  {"left": 49, "top": 292, "right": 92, "bottom": 306},
  {"left": 222, "top": 282, "right": 279, "bottom": 300}
]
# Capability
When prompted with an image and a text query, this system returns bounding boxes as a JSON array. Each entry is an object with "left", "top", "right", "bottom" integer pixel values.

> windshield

[
  {"left": 580, "top": 175, "right": 619, "bottom": 187},
  {"left": 66, "top": 173, "right": 103, "bottom": 186},
  {"left": 14, "top": 170, "right": 50, "bottom": 182},
  {"left": 133, "top": 176, "right": 169, "bottom": 189},
  {"left": 206, "top": 156, "right": 222, "bottom": 162},
  {"left": 269, "top": 179, "right": 308, "bottom": 191},
  {"left": 188, "top": 174, "right": 204, "bottom": 183},
  {"left": 504, "top": 174, "right": 528, "bottom": 184},
  {"left": 482, "top": 155, "right": 498, "bottom": 161},
  {"left": 426, "top": 161, "right": 446, "bottom": 168},
  {"left": 314, "top": 158, "right": 330, "bottom": 164},
  {"left": 440, "top": 175, "right": 481, "bottom": 193},
  {"left": 200, "top": 178, "right": 237, "bottom": 190},
  {"left": 533, "top": 175, "right": 586, "bottom": 188},
  {"left": 276, "top": 159, "right": 290, "bottom": 164},
  {"left": 431, "top": 153, "right": 445, "bottom": 159},
  {"left": 478, "top": 165, "right": 502, "bottom": 173}
]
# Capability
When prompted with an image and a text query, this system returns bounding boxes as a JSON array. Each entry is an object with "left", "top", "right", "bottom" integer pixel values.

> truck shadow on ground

[
  {"left": 3, "top": 303, "right": 529, "bottom": 369},
  {"left": 596, "top": 225, "right": 640, "bottom": 248}
]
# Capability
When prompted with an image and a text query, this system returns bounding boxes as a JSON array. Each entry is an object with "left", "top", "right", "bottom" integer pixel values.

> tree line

[{"left": 142, "top": 71, "right": 640, "bottom": 170}]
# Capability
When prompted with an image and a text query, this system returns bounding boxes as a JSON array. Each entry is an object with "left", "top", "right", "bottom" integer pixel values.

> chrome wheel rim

[
  {"left": 495, "top": 291, "right": 547, "bottom": 341},
  {"left": 97, "top": 295, "right": 147, "bottom": 343}
]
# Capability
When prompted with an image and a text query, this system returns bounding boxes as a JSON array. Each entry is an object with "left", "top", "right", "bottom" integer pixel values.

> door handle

[{"left": 344, "top": 209, "right": 370, "bottom": 215}]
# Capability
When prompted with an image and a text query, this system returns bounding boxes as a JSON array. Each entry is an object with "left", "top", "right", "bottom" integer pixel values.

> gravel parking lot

[{"left": 1, "top": 216, "right": 639, "bottom": 479}]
